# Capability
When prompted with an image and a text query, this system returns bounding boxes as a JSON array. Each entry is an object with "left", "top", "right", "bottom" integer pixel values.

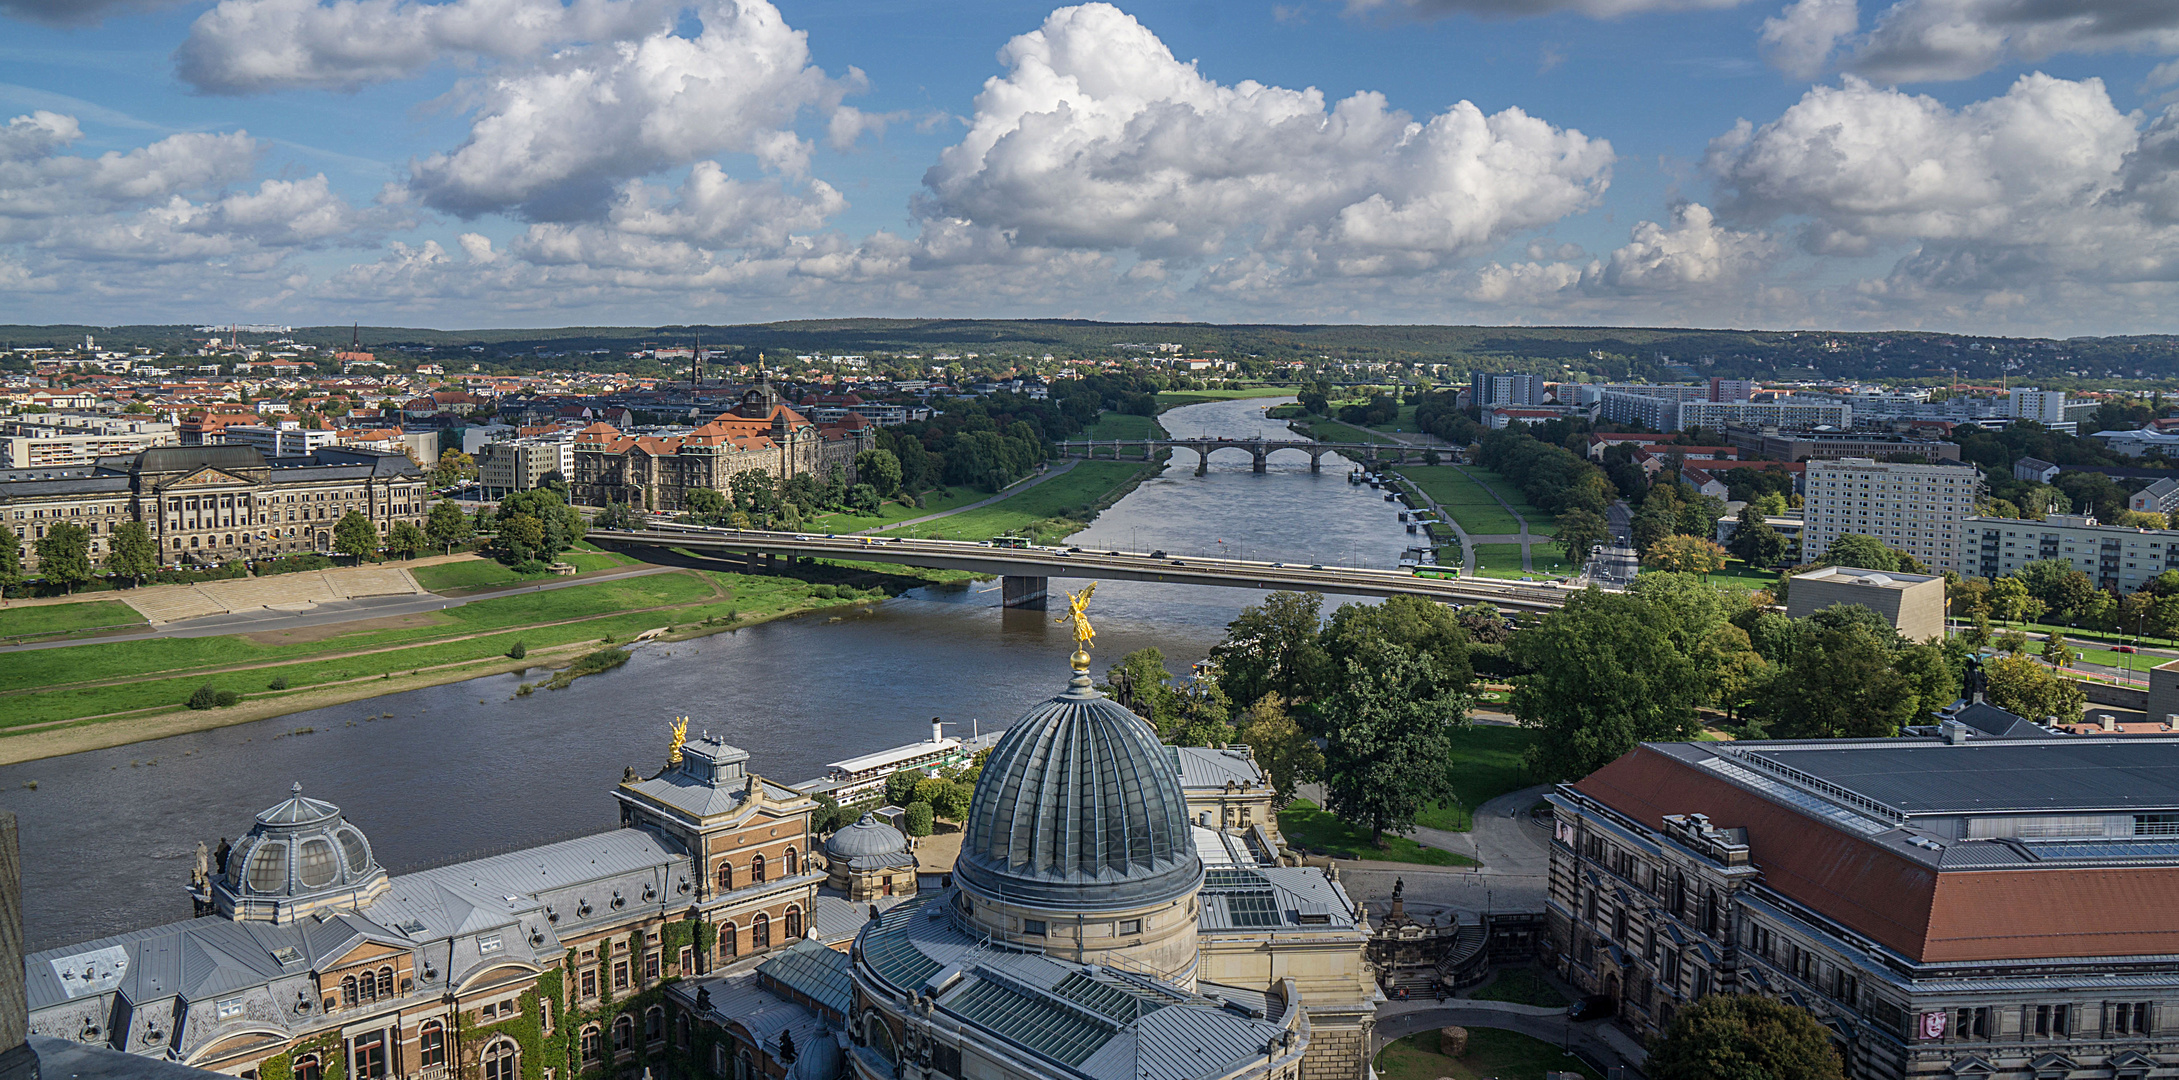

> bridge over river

[
  {"left": 1055, "top": 436, "right": 1438, "bottom": 472},
  {"left": 585, "top": 526, "right": 1583, "bottom": 611}
]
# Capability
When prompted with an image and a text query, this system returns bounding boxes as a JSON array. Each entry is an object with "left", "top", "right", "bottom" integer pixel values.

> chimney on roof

[
  {"left": 2101, "top": 713, "right": 2118, "bottom": 732},
  {"left": 1941, "top": 718, "right": 1971, "bottom": 744}
]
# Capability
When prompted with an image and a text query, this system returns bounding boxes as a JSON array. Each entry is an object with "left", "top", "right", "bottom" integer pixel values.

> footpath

[{"left": 854, "top": 460, "right": 1080, "bottom": 534}]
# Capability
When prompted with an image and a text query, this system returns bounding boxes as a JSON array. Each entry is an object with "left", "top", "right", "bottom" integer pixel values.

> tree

[
  {"left": 855, "top": 448, "right": 903, "bottom": 497},
  {"left": 1819, "top": 533, "right": 1898, "bottom": 571},
  {"left": 1985, "top": 653, "right": 2086, "bottom": 723},
  {"left": 1511, "top": 589, "right": 1699, "bottom": 780},
  {"left": 1555, "top": 508, "right": 1610, "bottom": 566},
  {"left": 902, "top": 802, "right": 934, "bottom": 837},
  {"left": 34, "top": 522, "right": 93, "bottom": 592},
  {"left": 1645, "top": 534, "right": 1729, "bottom": 575},
  {"left": 1235, "top": 694, "right": 1321, "bottom": 796},
  {"left": 385, "top": 520, "right": 427, "bottom": 560},
  {"left": 594, "top": 500, "right": 638, "bottom": 530},
  {"left": 1750, "top": 622, "right": 1922, "bottom": 738},
  {"left": 425, "top": 500, "right": 475, "bottom": 554},
  {"left": 431, "top": 448, "right": 475, "bottom": 487},
  {"left": 1209, "top": 591, "right": 1330, "bottom": 706},
  {"left": 0, "top": 523, "right": 19, "bottom": 601},
  {"left": 103, "top": 520, "right": 158, "bottom": 585},
  {"left": 332, "top": 511, "right": 380, "bottom": 563},
  {"left": 914, "top": 777, "right": 972, "bottom": 820},
  {"left": 1727, "top": 506, "right": 1789, "bottom": 567},
  {"left": 883, "top": 769, "right": 924, "bottom": 807},
  {"left": 1320, "top": 594, "right": 1474, "bottom": 701},
  {"left": 1103, "top": 647, "right": 1179, "bottom": 726},
  {"left": 848, "top": 483, "right": 882, "bottom": 516},
  {"left": 1318, "top": 645, "right": 1467, "bottom": 845},
  {"left": 2042, "top": 630, "right": 2075, "bottom": 668},
  {"left": 683, "top": 488, "right": 728, "bottom": 524},
  {"left": 1648, "top": 994, "right": 1843, "bottom": 1080}
]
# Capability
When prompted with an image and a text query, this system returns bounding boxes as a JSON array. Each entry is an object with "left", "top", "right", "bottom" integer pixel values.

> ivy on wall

[{"left": 256, "top": 1031, "right": 347, "bottom": 1080}]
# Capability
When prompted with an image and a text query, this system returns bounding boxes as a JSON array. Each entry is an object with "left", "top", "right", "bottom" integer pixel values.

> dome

[
  {"left": 825, "top": 814, "right": 907, "bottom": 860},
  {"left": 216, "top": 782, "right": 390, "bottom": 923},
  {"left": 954, "top": 668, "right": 1200, "bottom": 911}
]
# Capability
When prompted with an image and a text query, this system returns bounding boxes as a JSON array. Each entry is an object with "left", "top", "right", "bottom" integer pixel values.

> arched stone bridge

[{"left": 1055, "top": 437, "right": 1434, "bottom": 472}]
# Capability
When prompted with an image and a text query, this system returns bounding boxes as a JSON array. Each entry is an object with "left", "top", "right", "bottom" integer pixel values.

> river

[{"left": 0, "top": 397, "right": 1421, "bottom": 951}]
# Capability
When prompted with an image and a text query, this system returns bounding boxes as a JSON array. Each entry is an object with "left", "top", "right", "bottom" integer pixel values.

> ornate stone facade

[{"left": 570, "top": 383, "right": 874, "bottom": 513}]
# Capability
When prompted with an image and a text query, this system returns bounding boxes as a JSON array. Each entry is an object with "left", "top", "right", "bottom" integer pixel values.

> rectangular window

[
  {"left": 580, "top": 969, "right": 596, "bottom": 999},
  {"left": 613, "top": 960, "right": 629, "bottom": 990},
  {"left": 478, "top": 933, "right": 503, "bottom": 954},
  {"left": 217, "top": 997, "right": 244, "bottom": 1020},
  {"left": 645, "top": 953, "right": 660, "bottom": 982},
  {"left": 1022, "top": 919, "right": 1047, "bottom": 936},
  {"left": 1118, "top": 919, "right": 1141, "bottom": 935},
  {"left": 2135, "top": 815, "right": 2179, "bottom": 836}
]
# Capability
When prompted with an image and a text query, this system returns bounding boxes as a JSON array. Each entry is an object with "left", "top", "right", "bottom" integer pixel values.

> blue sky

[{"left": 2, "top": 0, "right": 2177, "bottom": 334}]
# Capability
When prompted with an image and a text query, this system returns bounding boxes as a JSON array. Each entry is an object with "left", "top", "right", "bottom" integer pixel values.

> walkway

[
  {"left": 1453, "top": 463, "right": 1540, "bottom": 573},
  {"left": 1371, "top": 1002, "right": 1648, "bottom": 1073},
  {"left": 854, "top": 460, "right": 1081, "bottom": 535},
  {"left": 1399, "top": 481, "right": 1478, "bottom": 576},
  {"left": 1393, "top": 465, "right": 1554, "bottom": 578}
]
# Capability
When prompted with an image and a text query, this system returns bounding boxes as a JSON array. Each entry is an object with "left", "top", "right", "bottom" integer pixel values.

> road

[
  {"left": 0, "top": 565, "right": 680, "bottom": 653},
  {"left": 1319, "top": 781, "right": 1555, "bottom": 918},
  {"left": 587, "top": 526, "right": 1593, "bottom": 609},
  {"left": 1372, "top": 1002, "right": 1648, "bottom": 1073}
]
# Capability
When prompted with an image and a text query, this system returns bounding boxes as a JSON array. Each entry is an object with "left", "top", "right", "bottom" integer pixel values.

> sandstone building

[{"left": 570, "top": 382, "right": 874, "bottom": 514}]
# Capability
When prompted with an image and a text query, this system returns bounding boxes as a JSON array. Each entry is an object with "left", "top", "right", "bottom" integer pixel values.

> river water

[{"left": 0, "top": 397, "right": 1419, "bottom": 951}]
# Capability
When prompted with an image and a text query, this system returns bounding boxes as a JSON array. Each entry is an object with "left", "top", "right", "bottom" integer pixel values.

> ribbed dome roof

[
  {"left": 217, "top": 782, "right": 388, "bottom": 921},
  {"left": 825, "top": 813, "right": 907, "bottom": 859},
  {"left": 955, "top": 669, "right": 1199, "bottom": 910}
]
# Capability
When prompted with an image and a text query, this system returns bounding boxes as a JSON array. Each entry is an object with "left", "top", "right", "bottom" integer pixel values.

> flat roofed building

[
  {"left": 1785, "top": 564, "right": 1946, "bottom": 641},
  {"left": 1551, "top": 736, "right": 2179, "bottom": 1080},
  {"left": 1801, "top": 458, "right": 1982, "bottom": 573},
  {"left": 1960, "top": 514, "right": 2179, "bottom": 594}
]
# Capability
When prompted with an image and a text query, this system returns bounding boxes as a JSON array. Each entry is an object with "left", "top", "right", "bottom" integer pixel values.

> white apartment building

[
  {"left": 1678, "top": 398, "right": 1852, "bottom": 431},
  {"left": 2007, "top": 387, "right": 2068, "bottom": 425},
  {"left": 218, "top": 421, "right": 339, "bottom": 458},
  {"left": 1800, "top": 458, "right": 1985, "bottom": 573},
  {"left": 478, "top": 437, "right": 574, "bottom": 498},
  {"left": 0, "top": 417, "right": 177, "bottom": 468},
  {"left": 1959, "top": 514, "right": 2179, "bottom": 592}
]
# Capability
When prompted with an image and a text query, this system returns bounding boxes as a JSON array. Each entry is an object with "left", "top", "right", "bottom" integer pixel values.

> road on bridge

[{"left": 586, "top": 526, "right": 1593, "bottom": 610}]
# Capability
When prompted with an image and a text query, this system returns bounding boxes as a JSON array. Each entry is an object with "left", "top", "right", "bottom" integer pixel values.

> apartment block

[
  {"left": 1800, "top": 458, "right": 1984, "bottom": 573},
  {"left": 1469, "top": 372, "right": 1547, "bottom": 408},
  {"left": 1960, "top": 514, "right": 2179, "bottom": 592},
  {"left": 478, "top": 437, "right": 574, "bottom": 498}
]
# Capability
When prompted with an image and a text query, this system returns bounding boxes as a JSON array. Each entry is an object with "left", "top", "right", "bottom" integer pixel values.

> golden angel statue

[
  {"left": 1056, "top": 582, "right": 1098, "bottom": 669},
  {"left": 667, "top": 716, "right": 689, "bottom": 765}
]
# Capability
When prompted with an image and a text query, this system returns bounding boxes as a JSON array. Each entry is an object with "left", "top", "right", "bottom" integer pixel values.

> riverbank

[{"left": 0, "top": 568, "right": 886, "bottom": 765}]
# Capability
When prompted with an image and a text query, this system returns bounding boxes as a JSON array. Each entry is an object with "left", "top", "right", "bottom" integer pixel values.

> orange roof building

[{"left": 570, "top": 380, "right": 875, "bottom": 512}]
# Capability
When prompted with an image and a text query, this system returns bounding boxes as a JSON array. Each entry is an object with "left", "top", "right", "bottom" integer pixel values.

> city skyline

[{"left": 2, "top": 0, "right": 2178, "bottom": 334}]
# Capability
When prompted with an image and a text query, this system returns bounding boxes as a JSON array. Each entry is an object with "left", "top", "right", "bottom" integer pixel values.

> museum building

[{"left": 570, "top": 381, "right": 874, "bottom": 514}]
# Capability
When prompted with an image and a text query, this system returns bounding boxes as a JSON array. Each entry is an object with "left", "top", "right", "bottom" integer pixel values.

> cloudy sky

[{"left": 3, "top": 0, "right": 2178, "bottom": 334}]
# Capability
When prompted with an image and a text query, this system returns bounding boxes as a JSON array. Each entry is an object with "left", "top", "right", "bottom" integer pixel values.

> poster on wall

[
  {"left": 1920, "top": 1011, "right": 1949, "bottom": 1040},
  {"left": 1556, "top": 820, "right": 1576, "bottom": 847}
]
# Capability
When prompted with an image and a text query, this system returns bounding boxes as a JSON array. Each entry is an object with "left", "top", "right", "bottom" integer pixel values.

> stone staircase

[{"left": 118, "top": 566, "right": 427, "bottom": 624}]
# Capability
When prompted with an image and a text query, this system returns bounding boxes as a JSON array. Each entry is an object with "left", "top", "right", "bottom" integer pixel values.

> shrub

[
  {"left": 186, "top": 684, "right": 219, "bottom": 710},
  {"left": 1438, "top": 1027, "right": 1468, "bottom": 1058},
  {"left": 268, "top": 675, "right": 289, "bottom": 691},
  {"left": 512, "top": 559, "right": 553, "bottom": 575},
  {"left": 812, "top": 584, "right": 838, "bottom": 599},
  {"left": 903, "top": 801, "right": 935, "bottom": 837},
  {"left": 214, "top": 690, "right": 242, "bottom": 708},
  {"left": 508, "top": 641, "right": 527, "bottom": 659}
]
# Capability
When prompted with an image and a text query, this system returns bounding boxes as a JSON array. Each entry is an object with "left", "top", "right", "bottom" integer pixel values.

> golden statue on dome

[
  {"left": 1057, "top": 582, "right": 1098, "bottom": 671},
  {"left": 667, "top": 716, "right": 689, "bottom": 764}
]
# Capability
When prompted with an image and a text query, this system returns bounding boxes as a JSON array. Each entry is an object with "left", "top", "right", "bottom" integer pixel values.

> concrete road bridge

[
  {"left": 1055, "top": 437, "right": 1435, "bottom": 472},
  {"left": 585, "top": 525, "right": 1584, "bottom": 611}
]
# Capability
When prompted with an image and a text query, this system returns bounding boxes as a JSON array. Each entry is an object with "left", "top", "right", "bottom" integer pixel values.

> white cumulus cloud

[
  {"left": 918, "top": 3, "right": 1612, "bottom": 282},
  {"left": 405, "top": 0, "right": 851, "bottom": 221},
  {"left": 1843, "top": 0, "right": 2179, "bottom": 83},
  {"left": 1760, "top": 0, "right": 1859, "bottom": 78}
]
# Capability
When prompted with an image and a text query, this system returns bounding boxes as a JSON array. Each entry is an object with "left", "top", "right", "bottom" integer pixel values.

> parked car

[{"left": 1568, "top": 996, "right": 1616, "bottom": 1021}]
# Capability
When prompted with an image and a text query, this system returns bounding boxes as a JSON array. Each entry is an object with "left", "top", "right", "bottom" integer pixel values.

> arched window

[
  {"left": 417, "top": 1022, "right": 445, "bottom": 1069},
  {"left": 751, "top": 854, "right": 766, "bottom": 883},
  {"left": 785, "top": 847, "right": 798, "bottom": 875},
  {"left": 784, "top": 906, "right": 802, "bottom": 941},
  {"left": 677, "top": 1014, "right": 691, "bottom": 1050},
  {"left": 715, "top": 861, "right": 733, "bottom": 891},
  {"left": 294, "top": 1054, "right": 323, "bottom": 1080},
  {"left": 579, "top": 1026, "right": 602, "bottom": 1062},
  {"left": 865, "top": 1015, "right": 897, "bottom": 1064},
  {"left": 340, "top": 976, "right": 357, "bottom": 1007},
  {"left": 753, "top": 912, "right": 771, "bottom": 949},
  {"left": 719, "top": 922, "right": 738, "bottom": 960},
  {"left": 735, "top": 1050, "right": 754, "bottom": 1080},
  {"left": 376, "top": 967, "right": 393, "bottom": 999},
  {"left": 482, "top": 1039, "right": 518, "bottom": 1080},
  {"left": 644, "top": 1006, "right": 664, "bottom": 1043},
  {"left": 612, "top": 1014, "right": 633, "bottom": 1052},
  {"left": 358, "top": 971, "right": 376, "bottom": 1004}
]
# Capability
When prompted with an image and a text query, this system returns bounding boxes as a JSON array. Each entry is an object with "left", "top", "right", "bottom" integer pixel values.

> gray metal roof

[
  {"left": 671, "top": 974, "right": 842, "bottom": 1080},
  {"left": 1652, "top": 737, "right": 2179, "bottom": 817},
  {"left": 1172, "top": 746, "right": 1264, "bottom": 791},
  {"left": 757, "top": 938, "right": 853, "bottom": 1017},
  {"left": 1197, "top": 867, "right": 1358, "bottom": 933},
  {"left": 806, "top": 894, "right": 877, "bottom": 945},
  {"left": 957, "top": 670, "right": 1200, "bottom": 911}
]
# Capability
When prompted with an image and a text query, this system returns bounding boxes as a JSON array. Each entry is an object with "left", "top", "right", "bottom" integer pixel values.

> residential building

[
  {"left": 1549, "top": 734, "right": 2179, "bottom": 1080},
  {"left": 1960, "top": 514, "right": 2179, "bottom": 593},
  {"left": 2134, "top": 479, "right": 2179, "bottom": 517},
  {"left": 2008, "top": 387, "right": 2070, "bottom": 425},
  {"left": 477, "top": 436, "right": 574, "bottom": 498},
  {"left": 218, "top": 421, "right": 340, "bottom": 458},
  {"left": 2015, "top": 457, "right": 2062, "bottom": 484},
  {"left": 1783, "top": 564, "right": 1946, "bottom": 641},
  {"left": 1678, "top": 398, "right": 1852, "bottom": 431},
  {"left": 1708, "top": 377, "right": 1757, "bottom": 402},
  {"left": 1469, "top": 372, "right": 1547, "bottom": 408},
  {"left": 2093, "top": 429, "right": 2179, "bottom": 458},
  {"left": 1598, "top": 389, "right": 1686, "bottom": 430},
  {"left": 0, "top": 445, "right": 429, "bottom": 569},
  {"left": 1800, "top": 458, "right": 1983, "bottom": 573},
  {"left": 1726, "top": 425, "right": 1960, "bottom": 464},
  {"left": 0, "top": 418, "right": 176, "bottom": 468},
  {"left": 1486, "top": 406, "right": 1577, "bottom": 429},
  {"left": 572, "top": 381, "right": 874, "bottom": 513}
]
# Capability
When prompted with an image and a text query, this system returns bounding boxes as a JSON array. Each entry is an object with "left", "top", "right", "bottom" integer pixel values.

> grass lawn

[
  {"left": 892, "top": 461, "right": 1152, "bottom": 544},
  {"left": 1467, "top": 468, "right": 1557, "bottom": 536},
  {"left": 412, "top": 560, "right": 540, "bottom": 591},
  {"left": 1471, "top": 544, "right": 1528, "bottom": 577},
  {"left": 1415, "top": 726, "right": 1541, "bottom": 832},
  {"left": 1399, "top": 467, "right": 1524, "bottom": 535},
  {"left": 1078, "top": 410, "right": 1165, "bottom": 441},
  {"left": 1292, "top": 417, "right": 1406, "bottom": 445},
  {"left": 1472, "top": 968, "right": 1569, "bottom": 1008},
  {"left": 1695, "top": 560, "right": 1780, "bottom": 592},
  {"left": 1279, "top": 799, "right": 1478, "bottom": 867},
  {"left": 0, "top": 600, "right": 148, "bottom": 640},
  {"left": 1368, "top": 403, "right": 1422, "bottom": 435},
  {"left": 811, "top": 486, "right": 985, "bottom": 531},
  {"left": 1154, "top": 387, "right": 1296, "bottom": 409},
  {"left": 1375, "top": 1029, "right": 1600, "bottom": 1080}
]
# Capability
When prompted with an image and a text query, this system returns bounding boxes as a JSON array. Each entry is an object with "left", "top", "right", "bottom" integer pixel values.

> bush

[
  {"left": 512, "top": 559, "right": 553, "bottom": 575},
  {"left": 187, "top": 684, "right": 219, "bottom": 710},
  {"left": 214, "top": 690, "right": 242, "bottom": 708},
  {"left": 903, "top": 801, "right": 935, "bottom": 837},
  {"left": 508, "top": 641, "right": 527, "bottom": 659},
  {"left": 812, "top": 584, "right": 838, "bottom": 599},
  {"left": 268, "top": 675, "right": 289, "bottom": 691},
  {"left": 1438, "top": 1027, "right": 1468, "bottom": 1058}
]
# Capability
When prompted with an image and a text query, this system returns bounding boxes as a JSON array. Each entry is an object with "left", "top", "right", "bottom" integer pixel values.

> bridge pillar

[
  {"left": 1310, "top": 449, "right": 1323, "bottom": 473},
  {"left": 1001, "top": 575, "right": 1049, "bottom": 610},
  {"left": 1252, "top": 449, "right": 1268, "bottom": 473},
  {"left": 745, "top": 551, "right": 763, "bottom": 573},
  {"left": 1195, "top": 446, "right": 1210, "bottom": 475}
]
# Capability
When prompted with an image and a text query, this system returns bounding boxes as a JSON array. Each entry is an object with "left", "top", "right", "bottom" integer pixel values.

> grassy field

[
  {"left": 811, "top": 486, "right": 986, "bottom": 531},
  {"left": 1468, "top": 468, "right": 1557, "bottom": 536},
  {"left": 1472, "top": 968, "right": 1569, "bottom": 1008},
  {"left": 411, "top": 560, "right": 541, "bottom": 591},
  {"left": 0, "top": 571, "right": 858, "bottom": 735},
  {"left": 0, "top": 600, "right": 148, "bottom": 640},
  {"left": 1078, "top": 411, "right": 1165, "bottom": 441},
  {"left": 1400, "top": 467, "right": 1524, "bottom": 535},
  {"left": 891, "top": 461, "right": 1154, "bottom": 544},
  {"left": 1291, "top": 417, "right": 1406, "bottom": 445},
  {"left": 1280, "top": 799, "right": 1478, "bottom": 866},
  {"left": 1155, "top": 387, "right": 1296, "bottom": 409},
  {"left": 1375, "top": 1029, "right": 1601, "bottom": 1080},
  {"left": 1415, "top": 726, "right": 1541, "bottom": 831}
]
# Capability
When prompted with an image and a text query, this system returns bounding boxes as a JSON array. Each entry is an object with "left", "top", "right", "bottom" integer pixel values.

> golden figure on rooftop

[
  {"left": 667, "top": 716, "right": 689, "bottom": 765},
  {"left": 1058, "top": 582, "right": 1098, "bottom": 671}
]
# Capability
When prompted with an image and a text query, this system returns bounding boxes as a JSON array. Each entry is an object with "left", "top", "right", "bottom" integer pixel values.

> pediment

[
  {"left": 327, "top": 940, "right": 408, "bottom": 972},
  {"left": 169, "top": 468, "right": 255, "bottom": 488}
]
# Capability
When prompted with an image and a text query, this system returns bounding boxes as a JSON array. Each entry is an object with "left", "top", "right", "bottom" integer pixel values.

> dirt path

[{"left": 855, "top": 460, "right": 1080, "bottom": 534}]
